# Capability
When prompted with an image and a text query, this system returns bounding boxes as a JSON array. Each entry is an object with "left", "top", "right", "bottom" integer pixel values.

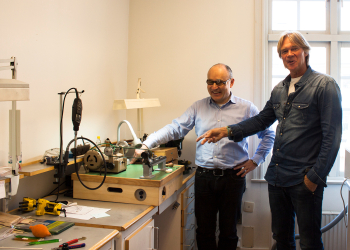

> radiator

[{"left": 294, "top": 212, "right": 346, "bottom": 250}]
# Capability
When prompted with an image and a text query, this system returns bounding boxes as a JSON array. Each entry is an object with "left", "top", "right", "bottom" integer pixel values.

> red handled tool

[
  {"left": 59, "top": 237, "right": 86, "bottom": 247},
  {"left": 52, "top": 243, "right": 86, "bottom": 250}
]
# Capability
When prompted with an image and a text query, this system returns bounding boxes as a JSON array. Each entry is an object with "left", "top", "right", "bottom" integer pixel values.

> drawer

[
  {"left": 182, "top": 238, "right": 196, "bottom": 250},
  {"left": 182, "top": 199, "right": 195, "bottom": 227},
  {"left": 182, "top": 220, "right": 196, "bottom": 243},
  {"left": 181, "top": 182, "right": 195, "bottom": 209}
]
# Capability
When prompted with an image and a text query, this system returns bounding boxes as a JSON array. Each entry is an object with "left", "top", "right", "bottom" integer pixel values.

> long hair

[{"left": 277, "top": 31, "right": 311, "bottom": 66}]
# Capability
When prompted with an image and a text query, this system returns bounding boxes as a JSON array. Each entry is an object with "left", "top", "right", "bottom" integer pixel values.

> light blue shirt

[{"left": 144, "top": 93, "right": 275, "bottom": 169}]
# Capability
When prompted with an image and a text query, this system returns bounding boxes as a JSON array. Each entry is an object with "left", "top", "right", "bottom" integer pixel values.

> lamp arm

[{"left": 117, "top": 120, "right": 142, "bottom": 146}]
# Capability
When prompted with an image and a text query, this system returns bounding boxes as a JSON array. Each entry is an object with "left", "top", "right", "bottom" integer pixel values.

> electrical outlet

[{"left": 243, "top": 201, "right": 254, "bottom": 213}]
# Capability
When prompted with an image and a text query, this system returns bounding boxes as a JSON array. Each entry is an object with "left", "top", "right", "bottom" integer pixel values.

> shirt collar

[
  {"left": 209, "top": 92, "right": 236, "bottom": 107},
  {"left": 282, "top": 66, "right": 312, "bottom": 87}
]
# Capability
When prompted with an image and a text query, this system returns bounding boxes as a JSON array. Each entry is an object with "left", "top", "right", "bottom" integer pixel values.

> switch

[{"left": 243, "top": 201, "right": 254, "bottom": 213}]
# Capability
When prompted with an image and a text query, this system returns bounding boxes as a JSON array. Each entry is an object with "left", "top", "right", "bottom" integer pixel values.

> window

[{"left": 253, "top": 0, "right": 350, "bottom": 181}]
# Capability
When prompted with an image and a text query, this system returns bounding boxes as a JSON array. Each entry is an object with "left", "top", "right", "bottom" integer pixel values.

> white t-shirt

[{"left": 288, "top": 76, "right": 302, "bottom": 95}]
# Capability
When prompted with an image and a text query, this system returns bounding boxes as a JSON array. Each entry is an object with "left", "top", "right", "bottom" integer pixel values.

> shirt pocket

[
  {"left": 273, "top": 103, "right": 283, "bottom": 122},
  {"left": 291, "top": 103, "right": 309, "bottom": 125}
]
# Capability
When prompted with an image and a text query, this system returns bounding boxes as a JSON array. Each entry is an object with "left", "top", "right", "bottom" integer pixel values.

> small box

[{"left": 152, "top": 147, "right": 178, "bottom": 163}]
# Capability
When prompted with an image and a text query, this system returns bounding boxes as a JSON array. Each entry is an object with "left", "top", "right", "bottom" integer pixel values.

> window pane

[
  {"left": 340, "top": 47, "right": 350, "bottom": 172},
  {"left": 309, "top": 47, "right": 327, "bottom": 74},
  {"left": 271, "top": 45, "right": 327, "bottom": 81},
  {"left": 341, "top": 0, "right": 350, "bottom": 31},
  {"left": 272, "top": 1, "right": 297, "bottom": 30},
  {"left": 300, "top": 1, "right": 326, "bottom": 30},
  {"left": 272, "top": 46, "right": 289, "bottom": 78}
]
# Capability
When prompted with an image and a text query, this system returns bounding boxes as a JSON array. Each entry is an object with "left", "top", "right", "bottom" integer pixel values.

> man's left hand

[
  {"left": 234, "top": 160, "right": 258, "bottom": 177},
  {"left": 304, "top": 175, "right": 318, "bottom": 192}
]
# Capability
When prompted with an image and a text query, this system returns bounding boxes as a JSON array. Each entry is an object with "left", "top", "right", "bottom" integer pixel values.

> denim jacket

[{"left": 228, "top": 66, "right": 342, "bottom": 187}]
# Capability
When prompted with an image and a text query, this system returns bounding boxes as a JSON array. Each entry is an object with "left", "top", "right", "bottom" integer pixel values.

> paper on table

[{"left": 60, "top": 205, "right": 110, "bottom": 220}]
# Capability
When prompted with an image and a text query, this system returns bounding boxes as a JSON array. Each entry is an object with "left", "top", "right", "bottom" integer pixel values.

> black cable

[
  {"left": 55, "top": 88, "right": 79, "bottom": 203},
  {"left": 65, "top": 136, "right": 107, "bottom": 190},
  {"left": 45, "top": 180, "right": 66, "bottom": 197}
]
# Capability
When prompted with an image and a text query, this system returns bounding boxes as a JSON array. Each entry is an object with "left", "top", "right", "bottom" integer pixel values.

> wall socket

[{"left": 243, "top": 201, "right": 254, "bottom": 213}]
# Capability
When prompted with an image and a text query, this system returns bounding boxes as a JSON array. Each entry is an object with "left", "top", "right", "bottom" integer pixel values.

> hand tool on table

[
  {"left": 58, "top": 237, "right": 86, "bottom": 247},
  {"left": 0, "top": 247, "right": 43, "bottom": 250},
  {"left": 15, "top": 235, "right": 42, "bottom": 239},
  {"left": 13, "top": 238, "right": 43, "bottom": 242},
  {"left": 36, "top": 199, "right": 66, "bottom": 217},
  {"left": 18, "top": 197, "right": 37, "bottom": 212},
  {"left": 52, "top": 243, "right": 86, "bottom": 250},
  {"left": 27, "top": 239, "right": 61, "bottom": 245}
]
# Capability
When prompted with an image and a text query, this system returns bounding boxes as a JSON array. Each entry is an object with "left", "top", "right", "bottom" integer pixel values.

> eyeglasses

[{"left": 206, "top": 79, "right": 230, "bottom": 86}]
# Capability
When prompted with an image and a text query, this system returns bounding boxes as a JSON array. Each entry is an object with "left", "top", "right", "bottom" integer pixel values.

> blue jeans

[
  {"left": 268, "top": 182, "right": 324, "bottom": 250},
  {"left": 195, "top": 167, "right": 246, "bottom": 250}
]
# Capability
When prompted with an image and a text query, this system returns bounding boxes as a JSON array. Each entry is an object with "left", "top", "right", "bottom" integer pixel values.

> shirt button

[{"left": 215, "top": 143, "right": 218, "bottom": 146}]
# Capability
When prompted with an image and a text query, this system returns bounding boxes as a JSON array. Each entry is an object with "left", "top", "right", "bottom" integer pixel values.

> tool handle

[
  {"left": 59, "top": 239, "right": 78, "bottom": 247},
  {"left": 69, "top": 243, "right": 85, "bottom": 249}
]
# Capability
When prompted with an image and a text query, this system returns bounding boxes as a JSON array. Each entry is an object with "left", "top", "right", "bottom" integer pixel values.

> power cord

[
  {"left": 340, "top": 178, "right": 348, "bottom": 228},
  {"left": 54, "top": 87, "right": 106, "bottom": 203}
]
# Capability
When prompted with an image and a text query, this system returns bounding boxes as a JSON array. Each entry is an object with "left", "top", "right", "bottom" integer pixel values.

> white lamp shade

[{"left": 113, "top": 98, "right": 160, "bottom": 110}]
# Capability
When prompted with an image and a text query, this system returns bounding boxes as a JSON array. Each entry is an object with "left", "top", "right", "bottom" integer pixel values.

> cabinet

[
  {"left": 125, "top": 218, "right": 155, "bottom": 250},
  {"left": 181, "top": 182, "right": 196, "bottom": 250}
]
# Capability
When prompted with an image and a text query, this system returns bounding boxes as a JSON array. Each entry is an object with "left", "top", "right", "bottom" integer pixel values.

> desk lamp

[
  {"left": 0, "top": 57, "right": 30, "bottom": 196},
  {"left": 113, "top": 78, "right": 160, "bottom": 139}
]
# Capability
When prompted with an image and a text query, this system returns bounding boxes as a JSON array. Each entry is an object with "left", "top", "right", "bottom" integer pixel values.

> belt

[{"left": 197, "top": 166, "right": 237, "bottom": 176}]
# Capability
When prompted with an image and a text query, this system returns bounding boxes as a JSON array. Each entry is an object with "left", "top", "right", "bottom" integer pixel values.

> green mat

[{"left": 87, "top": 164, "right": 181, "bottom": 180}]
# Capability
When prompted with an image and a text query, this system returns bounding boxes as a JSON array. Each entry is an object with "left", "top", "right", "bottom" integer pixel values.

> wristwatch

[
  {"left": 226, "top": 126, "right": 232, "bottom": 137},
  {"left": 251, "top": 159, "right": 258, "bottom": 166}
]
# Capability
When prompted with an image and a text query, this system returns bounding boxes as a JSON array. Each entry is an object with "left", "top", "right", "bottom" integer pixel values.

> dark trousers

[
  {"left": 195, "top": 167, "right": 246, "bottom": 250},
  {"left": 268, "top": 182, "right": 324, "bottom": 250}
]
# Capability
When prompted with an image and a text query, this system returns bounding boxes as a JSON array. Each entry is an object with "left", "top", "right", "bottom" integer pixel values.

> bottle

[{"left": 96, "top": 136, "right": 102, "bottom": 147}]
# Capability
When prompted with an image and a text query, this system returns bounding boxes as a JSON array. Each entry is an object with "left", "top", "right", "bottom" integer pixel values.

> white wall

[
  {"left": 0, "top": 0, "right": 130, "bottom": 210},
  {"left": 0, "top": 0, "right": 130, "bottom": 164},
  {"left": 127, "top": 0, "right": 256, "bottom": 163}
]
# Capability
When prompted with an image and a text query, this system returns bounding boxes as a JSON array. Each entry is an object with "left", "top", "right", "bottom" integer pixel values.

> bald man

[{"left": 131, "top": 63, "right": 275, "bottom": 250}]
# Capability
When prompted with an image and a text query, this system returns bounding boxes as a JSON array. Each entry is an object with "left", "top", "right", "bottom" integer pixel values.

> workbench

[
  {"left": 1, "top": 169, "right": 195, "bottom": 250},
  {"left": 0, "top": 225, "right": 119, "bottom": 250}
]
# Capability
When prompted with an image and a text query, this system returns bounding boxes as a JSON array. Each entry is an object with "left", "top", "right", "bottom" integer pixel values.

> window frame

[{"left": 252, "top": 0, "right": 350, "bottom": 182}]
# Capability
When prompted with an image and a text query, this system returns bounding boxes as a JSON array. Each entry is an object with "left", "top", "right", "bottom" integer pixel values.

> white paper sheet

[{"left": 60, "top": 205, "right": 110, "bottom": 220}]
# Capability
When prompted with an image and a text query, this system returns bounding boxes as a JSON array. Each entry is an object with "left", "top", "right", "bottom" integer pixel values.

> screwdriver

[
  {"left": 52, "top": 243, "right": 86, "bottom": 250},
  {"left": 59, "top": 237, "right": 86, "bottom": 247},
  {"left": 27, "top": 239, "right": 62, "bottom": 245}
]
